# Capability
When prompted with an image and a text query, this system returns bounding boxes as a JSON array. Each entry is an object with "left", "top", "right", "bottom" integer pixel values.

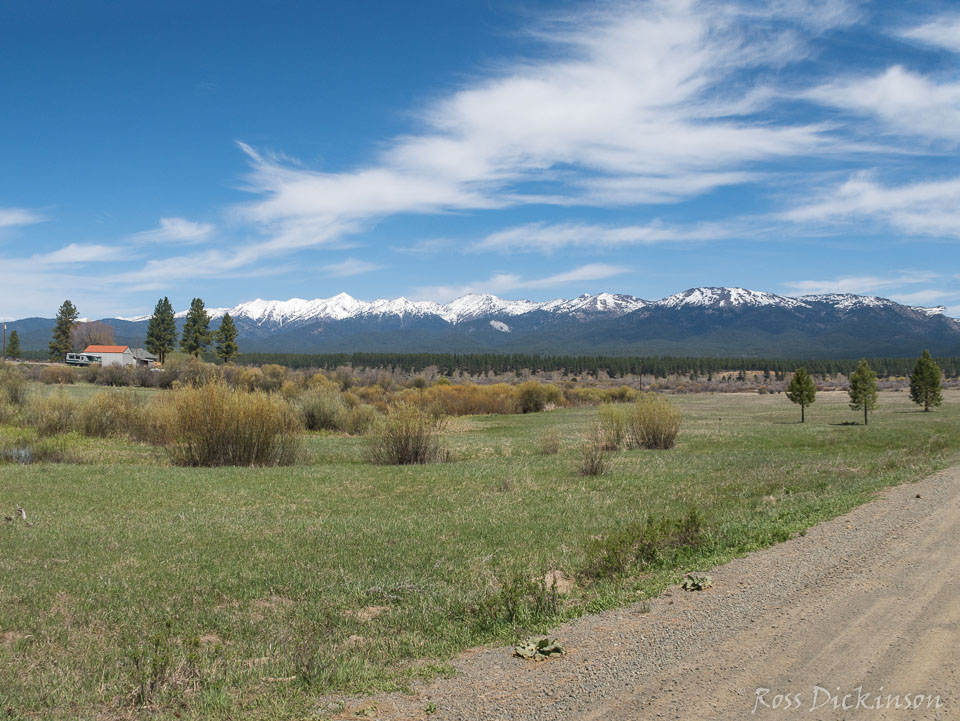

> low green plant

[
  {"left": 472, "top": 569, "right": 562, "bottom": 632},
  {"left": 536, "top": 429, "right": 561, "bottom": 455},
  {"left": 581, "top": 509, "right": 708, "bottom": 580}
]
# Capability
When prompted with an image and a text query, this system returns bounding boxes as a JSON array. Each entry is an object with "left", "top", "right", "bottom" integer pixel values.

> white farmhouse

[{"left": 80, "top": 345, "right": 136, "bottom": 367}]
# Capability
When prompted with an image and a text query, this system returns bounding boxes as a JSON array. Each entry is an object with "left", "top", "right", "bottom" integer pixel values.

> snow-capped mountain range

[
  {"left": 11, "top": 287, "right": 958, "bottom": 358},
  {"left": 116, "top": 287, "right": 948, "bottom": 326}
]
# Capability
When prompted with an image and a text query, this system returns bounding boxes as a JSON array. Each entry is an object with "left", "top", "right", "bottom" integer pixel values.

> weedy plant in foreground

[{"left": 579, "top": 423, "right": 608, "bottom": 476}]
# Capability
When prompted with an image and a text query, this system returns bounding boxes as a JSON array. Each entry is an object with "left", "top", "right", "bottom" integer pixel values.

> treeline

[{"left": 233, "top": 352, "right": 960, "bottom": 379}]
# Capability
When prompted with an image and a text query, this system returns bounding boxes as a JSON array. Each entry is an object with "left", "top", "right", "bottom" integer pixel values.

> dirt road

[{"left": 346, "top": 464, "right": 960, "bottom": 720}]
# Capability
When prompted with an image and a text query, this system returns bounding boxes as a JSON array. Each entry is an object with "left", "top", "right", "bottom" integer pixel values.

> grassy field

[{"left": 1, "top": 389, "right": 958, "bottom": 719}]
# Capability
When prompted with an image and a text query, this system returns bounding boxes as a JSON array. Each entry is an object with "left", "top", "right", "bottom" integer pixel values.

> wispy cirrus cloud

[
  {"left": 782, "top": 270, "right": 940, "bottom": 296},
  {"left": 803, "top": 65, "right": 960, "bottom": 144},
  {"left": 225, "top": 0, "right": 840, "bottom": 268},
  {"left": 475, "top": 219, "right": 745, "bottom": 253},
  {"left": 33, "top": 243, "right": 131, "bottom": 264},
  {"left": 130, "top": 217, "right": 215, "bottom": 244},
  {"left": 782, "top": 173, "right": 960, "bottom": 237},
  {"left": 412, "top": 262, "right": 628, "bottom": 302},
  {"left": 321, "top": 257, "right": 383, "bottom": 277},
  {"left": 0, "top": 207, "right": 44, "bottom": 229},
  {"left": 900, "top": 13, "right": 960, "bottom": 53}
]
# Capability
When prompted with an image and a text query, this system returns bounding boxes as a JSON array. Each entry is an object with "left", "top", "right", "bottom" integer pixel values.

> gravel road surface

[{"left": 337, "top": 465, "right": 960, "bottom": 720}]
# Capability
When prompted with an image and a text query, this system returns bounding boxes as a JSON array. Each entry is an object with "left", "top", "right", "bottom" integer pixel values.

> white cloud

[
  {"left": 887, "top": 289, "right": 951, "bottom": 306},
  {"left": 33, "top": 243, "right": 130, "bottom": 264},
  {"left": 782, "top": 174, "right": 960, "bottom": 237},
  {"left": 475, "top": 219, "right": 743, "bottom": 253},
  {"left": 900, "top": 14, "right": 960, "bottom": 53},
  {"left": 227, "top": 0, "right": 836, "bottom": 269},
  {"left": 321, "top": 258, "right": 383, "bottom": 277},
  {"left": 782, "top": 271, "right": 939, "bottom": 296},
  {"left": 0, "top": 208, "right": 44, "bottom": 229},
  {"left": 131, "top": 217, "right": 215, "bottom": 243},
  {"left": 803, "top": 65, "right": 960, "bottom": 143},
  {"left": 412, "top": 262, "right": 628, "bottom": 302}
]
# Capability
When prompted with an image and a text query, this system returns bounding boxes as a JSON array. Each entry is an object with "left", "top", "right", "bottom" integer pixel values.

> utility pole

[{"left": 2, "top": 323, "right": 5, "bottom": 362}]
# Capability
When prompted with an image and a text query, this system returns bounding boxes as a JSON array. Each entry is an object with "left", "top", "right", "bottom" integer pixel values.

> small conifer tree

[
  {"left": 909, "top": 350, "right": 943, "bottom": 412},
  {"left": 146, "top": 297, "right": 178, "bottom": 364},
  {"left": 6, "top": 330, "right": 20, "bottom": 360},
  {"left": 848, "top": 359, "right": 878, "bottom": 425},
  {"left": 49, "top": 300, "right": 79, "bottom": 361},
  {"left": 214, "top": 313, "right": 239, "bottom": 363},
  {"left": 180, "top": 298, "right": 211, "bottom": 358},
  {"left": 786, "top": 367, "right": 816, "bottom": 423}
]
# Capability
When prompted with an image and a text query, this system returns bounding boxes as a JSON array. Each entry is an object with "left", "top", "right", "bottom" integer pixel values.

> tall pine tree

[
  {"left": 49, "top": 300, "right": 79, "bottom": 361},
  {"left": 785, "top": 367, "right": 816, "bottom": 423},
  {"left": 909, "top": 350, "right": 943, "bottom": 412},
  {"left": 6, "top": 330, "right": 20, "bottom": 360},
  {"left": 146, "top": 297, "right": 177, "bottom": 364},
  {"left": 848, "top": 359, "right": 878, "bottom": 425},
  {"left": 180, "top": 298, "right": 212, "bottom": 358},
  {"left": 214, "top": 313, "right": 239, "bottom": 363}
]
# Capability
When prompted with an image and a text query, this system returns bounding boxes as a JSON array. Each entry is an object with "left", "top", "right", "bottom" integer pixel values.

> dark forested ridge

[{"left": 233, "top": 352, "right": 960, "bottom": 379}]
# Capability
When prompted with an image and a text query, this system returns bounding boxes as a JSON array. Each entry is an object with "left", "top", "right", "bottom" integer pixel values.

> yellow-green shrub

[
  {"left": 418, "top": 382, "right": 519, "bottom": 416},
  {"left": 0, "top": 363, "right": 27, "bottom": 406},
  {"left": 26, "top": 390, "right": 79, "bottom": 436},
  {"left": 367, "top": 403, "right": 447, "bottom": 465},
  {"left": 625, "top": 394, "right": 682, "bottom": 450},
  {"left": 517, "top": 381, "right": 565, "bottom": 413},
  {"left": 158, "top": 383, "right": 302, "bottom": 466},
  {"left": 76, "top": 391, "right": 146, "bottom": 439},
  {"left": 40, "top": 365, "right": 77, "bottom": 385}
]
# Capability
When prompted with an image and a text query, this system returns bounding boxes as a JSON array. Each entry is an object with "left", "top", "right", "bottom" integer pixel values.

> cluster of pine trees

[
  {"left": 43, "top": 297, "right": 240, "bottom": 363},
  {"left": 144, "top": 297, "right": 239, "bottom": 363},
  {"left": 785, "top": 351, "right": 943, "bottom": 425}
]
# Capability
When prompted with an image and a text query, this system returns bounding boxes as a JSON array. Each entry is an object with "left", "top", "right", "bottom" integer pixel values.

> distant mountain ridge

[
  {"left": 115, "top": 287, "right": 947, "bottom": 325},
  {"left": 9, "top": 287, "right": 959, "bottom": 359}
]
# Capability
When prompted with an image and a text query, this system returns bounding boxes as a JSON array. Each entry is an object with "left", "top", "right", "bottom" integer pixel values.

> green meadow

[{"left": 1, "top": 389, "right": 957, "bottom": 719}]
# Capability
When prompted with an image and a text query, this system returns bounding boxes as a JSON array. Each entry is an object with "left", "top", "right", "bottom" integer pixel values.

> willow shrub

[
  {"left": 597, "top": 393, "right": 682, "bottom": 450},
  {"left": 26, "top": 390, "right": 79, "bottom": 437},
  {"left": 406, "top": 382, "right": 520, "bottom": 416},
  {"left": 0, "top": 363, "right": 28, "bottom": 406},
  {"left": 77, "top": 391, "right": 147, "bottom": 439},
  {"left": 367, "top": 403, "right": 447, "bottom": 465},
  {"left": 625, "top": 393, "right": 682, "bottom": 450},
  {"left": 159, "top": 383, "right": 303, "bottom": 467}
]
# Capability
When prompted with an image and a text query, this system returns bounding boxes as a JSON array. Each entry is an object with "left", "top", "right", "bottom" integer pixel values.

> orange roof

[{"left": 83, "top": 345, "right": 130, "bottom": 353}]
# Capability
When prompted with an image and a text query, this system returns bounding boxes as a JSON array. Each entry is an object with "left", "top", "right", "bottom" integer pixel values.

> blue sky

[{"left": 2, "top": 0, "right": 959, "bottom": 319}]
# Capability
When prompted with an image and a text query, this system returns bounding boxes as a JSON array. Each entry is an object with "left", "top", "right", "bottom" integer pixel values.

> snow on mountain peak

[
  {"left": 114, "top": 288, "right": 952, "bottom": 327},
  {"left": 657, "top": 287, "right": 808, "bottom": 310}
]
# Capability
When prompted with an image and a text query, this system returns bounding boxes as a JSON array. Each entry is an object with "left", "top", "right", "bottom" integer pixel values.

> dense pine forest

[{"left": 232, "top": 352, "right": 960, "bottom": 379}]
